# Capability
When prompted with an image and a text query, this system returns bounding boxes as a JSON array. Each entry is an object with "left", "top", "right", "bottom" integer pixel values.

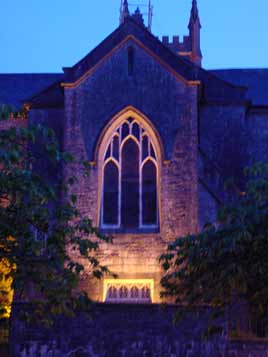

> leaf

[{"left": 0, "top": 122, "right": 113, "bottom": 325}]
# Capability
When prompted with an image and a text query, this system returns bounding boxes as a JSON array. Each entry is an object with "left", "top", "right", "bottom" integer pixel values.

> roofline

[
  {"left": 248, "top": 105, "right": 268, "bottom": 112},
  {"left": 200, "top": 98, "right": 250, "bottom": 106},
  {"left": 65, "top": 17, "right": 195, "bottom": 76},
  {"left": 25, "top": 79, "right": 63, "bottom": 103},
  {"left": 209, "top": 68, "right": 268, "bottom": 71},
  {"left": 61, "top": 35, "right": 201, "bottom": 89},
  {"left": 205, "top": 70, "right": 248, "bottom": 92}
]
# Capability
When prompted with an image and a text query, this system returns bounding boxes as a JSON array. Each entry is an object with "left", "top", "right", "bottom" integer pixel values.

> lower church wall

[
  {"left": 246, "top": 109, "right": 268, "bottom": 166},
  {"left": 198, "top": 181, "right": 219, "bottom": 230},
  {"left": 11, "top": 304, "right": 268, "bottom": 357},
  {"left": 199, "top": 104, "right": 248, "bottom": 187},
  {"left": 227, "top": 340, "right": 268, "bottom": 357}
]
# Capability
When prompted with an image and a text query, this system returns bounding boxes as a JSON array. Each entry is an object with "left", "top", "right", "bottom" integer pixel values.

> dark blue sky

[{"left": 1, "top": 0, "right": 267, "bottom": 73}]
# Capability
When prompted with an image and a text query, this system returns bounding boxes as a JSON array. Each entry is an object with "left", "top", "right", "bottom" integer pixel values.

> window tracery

[{"left": 101, "top": 117, "right": 158, "bottom": 229}]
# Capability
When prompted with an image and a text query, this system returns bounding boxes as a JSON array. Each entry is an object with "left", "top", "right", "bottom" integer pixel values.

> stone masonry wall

[
  {"left": 198, "top": 181, "right": 219, "bottom": 230},
  {"left": 246, "top": 109, "right": 268, "bottom": 166},
  {"left": 11, "top": 304, "right": 268, "bottom": 357},
  {"left": 29, "top": 108, "right": 65, "bottom": 149},
  {"left": 63, "top": 40, "right": 199, "bottom": 302},
  {"left": 200, "top": 104, "right": 248, "bottom": 188},
  {"left": 227, "top": 340, "right": 268, "bottom": 357}
]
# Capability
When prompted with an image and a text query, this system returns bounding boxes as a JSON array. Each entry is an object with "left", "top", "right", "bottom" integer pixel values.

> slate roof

[
  {"left": 210, "top": 69, "right": 268, "bottom": 106},
  {"left": 0, "top": 73, "right": 64, "bottom": 110}
]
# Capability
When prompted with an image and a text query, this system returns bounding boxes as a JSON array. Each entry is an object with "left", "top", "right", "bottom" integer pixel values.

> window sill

[{"left": 100, "top": 227, "right": 160, "bottom": 235}]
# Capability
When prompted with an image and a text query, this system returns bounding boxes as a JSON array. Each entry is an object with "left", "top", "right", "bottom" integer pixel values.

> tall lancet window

[{"left": 101, "top": 118, "right": 159, "bottom": 230}]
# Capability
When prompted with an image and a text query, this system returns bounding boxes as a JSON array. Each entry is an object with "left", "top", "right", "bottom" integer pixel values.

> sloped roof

[
  {"left": 63, "top": 18, "right": 196, "bottom": 84},
  {"left": 0, "top": 73, "right": 64, "bottom": 110},
  {"left": 62, "top": 18, "right": 247, "bottom": 104},
  {"left": 210, "top": 69, "right": 268, "bottom": 106},
  {"left": 28, "top": 80, "right": 65, "bottom": 109},
  {"left": 0, "top": 19, "right": 248, "bottom": 109}
]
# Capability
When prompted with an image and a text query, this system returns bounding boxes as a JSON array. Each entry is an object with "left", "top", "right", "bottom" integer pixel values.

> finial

[
  {"left": 188, "top": 0, "right": 201, "bottom": 28},
  {"left": 148, "top": 0, "right": 153, "bottom": 32},
  {"left": 120, "top": 0, "right": 130, "bottom": 25},
  {"left": 188, "top": 0, "right": 202, "bottom": 66},
  {"left": 131, "top": 7, "right": 145, "bottom": 26}
]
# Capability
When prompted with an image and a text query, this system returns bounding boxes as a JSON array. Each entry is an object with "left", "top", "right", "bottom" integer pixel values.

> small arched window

[{"left": 101, "top": 118, "right": 158, "bottom": 230}]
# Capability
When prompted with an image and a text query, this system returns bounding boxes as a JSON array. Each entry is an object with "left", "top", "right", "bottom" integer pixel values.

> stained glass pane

[
  {"left": 105, "top": 144, "right": 111, "bottom": 160},
  {"left": 113, "top": 135, "right": 119, "bottom": 161},
  {"left": 132, "top": 123, "right": 140, "bottom": 140},
  {"left": 150, "top": 143, "right": 156, "bottom": 159},
  {"left": 103, "top": 161, "right": 119, "bottom": 225},
  {"left": 142, "top": 160, "right": 157, "bottom": 225},
  {"left": 121, "top": 139, "right": 139, "bottom": 227},
  {"left": 142, "top": 135, "right": 149, "bottom": 160},
  {"left": 122, "top": 123, "right": 129, "bottom": 140}
]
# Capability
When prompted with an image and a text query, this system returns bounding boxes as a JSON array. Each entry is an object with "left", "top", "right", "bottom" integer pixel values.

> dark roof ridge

[
  {"left": 0, "top": 73, "right": 65, "bottom": 110},
  {"left": 203, "top": 69, "right": 248, "bottom": 91},
  {"left": 210, "top": 69, "right": 268, "bottom": 105},
  {"left": 25, "top": 79, "right": 63, "bottom": 104}
]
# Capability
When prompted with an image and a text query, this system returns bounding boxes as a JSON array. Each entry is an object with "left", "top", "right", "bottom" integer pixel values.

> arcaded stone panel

[
  {"left": 200, "top": 104, "right": 248, "bottom": 187},
  {"left": 246, "top": 110, "right": 268, "bottom": 166}
]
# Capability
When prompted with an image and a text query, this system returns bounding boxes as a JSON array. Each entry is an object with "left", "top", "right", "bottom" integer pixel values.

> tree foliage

[
  {"left": 0, "top": 104, "right": 24, "bottom": 119},
  {"left": 0, "top": 121, "right": 112, "bottom": 326},
  {"left": 161, "top": 163, "right": 268, "bottom": 320}
]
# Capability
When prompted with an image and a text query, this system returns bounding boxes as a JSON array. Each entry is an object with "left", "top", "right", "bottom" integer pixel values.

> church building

[{"left": 1, "top": 0, "right": 268, "bottom": 305}]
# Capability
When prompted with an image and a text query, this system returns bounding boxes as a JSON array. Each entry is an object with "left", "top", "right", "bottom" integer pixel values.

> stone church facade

[
  {"left": 0, "top": 1, "right": 268, "bottom": 302},
  {"left": 1, "top": 0, "right": 268, "bottom": 307}
]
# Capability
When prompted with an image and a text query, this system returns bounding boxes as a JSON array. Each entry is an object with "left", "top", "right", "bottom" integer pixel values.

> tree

[
  {"left": 0, "top": 104, "right": 24, "bottom": 120},
  {"left": 0, "top": 120, "right": 112, "bottom": 327},
  {"left": 161, "top": 163, "right": 268, "bottom": 328}
]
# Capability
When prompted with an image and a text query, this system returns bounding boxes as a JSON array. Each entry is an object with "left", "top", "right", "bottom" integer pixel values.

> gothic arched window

[{"left": 101, "top": 118, "right": 159, "bottom": 230}]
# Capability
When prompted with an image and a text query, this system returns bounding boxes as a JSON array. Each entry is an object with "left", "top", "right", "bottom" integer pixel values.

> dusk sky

[{"left": 0, "top": 0, "right": 267, "bottom": 73}]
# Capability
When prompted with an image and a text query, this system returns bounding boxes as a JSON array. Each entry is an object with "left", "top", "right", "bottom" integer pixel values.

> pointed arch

[
  {"left": 97, "top": 106, "right": 162, "bottom": 230},
  {"left": 121, "top": 138, "right": 139, "bottom": 227},
  {"left": 95, "top": 106, "right": 164, "bottom": 164},
  {"left": 142, "top": 159, "right": 157, "bottom": 225},
  {"left": 103, "top": 161, "right": 119, "bottom": 226}
]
